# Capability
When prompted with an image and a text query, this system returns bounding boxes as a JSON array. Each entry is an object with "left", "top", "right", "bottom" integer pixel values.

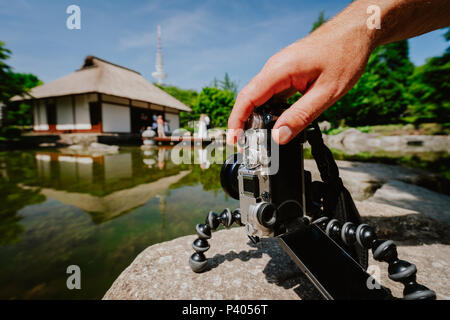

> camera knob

[
  {"left": 256, "top": 131, "right": 265, "bottom": 145},
  {"left": 256, "top": 203, "right": 277, "bottom": 228}
]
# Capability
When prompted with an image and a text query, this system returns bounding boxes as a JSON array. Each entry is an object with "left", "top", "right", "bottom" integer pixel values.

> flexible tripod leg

[
  {"left": 313, "top": 217, "right": 436, "bottom": 300},
  {"left": 306, "top": 121, "right": 368, "bottom": 269},
  {"left": 189, "top": 208, "right": 243, "bottom": 273}
]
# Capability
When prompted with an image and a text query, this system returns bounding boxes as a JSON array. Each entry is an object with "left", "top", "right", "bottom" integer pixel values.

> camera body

[{"left": 221, "top": 105, "right": 311, "bottom": 239}]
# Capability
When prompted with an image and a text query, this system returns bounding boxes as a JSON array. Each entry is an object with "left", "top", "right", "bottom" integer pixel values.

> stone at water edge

[
  {"left": 103, "top": 226, "right": 321, "bottom": 300},
  {"left": 103, "top": 200, "right": 450, "bottom": 300}
]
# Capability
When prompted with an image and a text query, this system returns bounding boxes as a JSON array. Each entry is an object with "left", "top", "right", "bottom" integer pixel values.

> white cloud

[{"left": 120, "top": 7, "right": 212, "bottom": 49}]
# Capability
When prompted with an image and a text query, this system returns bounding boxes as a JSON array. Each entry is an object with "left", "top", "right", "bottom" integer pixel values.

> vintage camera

[
  {"left": 220, "top": 104, "right": 311, "bottom": 240},
  {"left": 193, "top": 103, "right": 435, "bottom": 300}
]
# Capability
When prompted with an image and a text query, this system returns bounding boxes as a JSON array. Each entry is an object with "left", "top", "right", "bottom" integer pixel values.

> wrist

[
  {"left": 312, "top": 1, "right": 376, "bottom": 57},
  {"left": 339, "top": 0, "right": 382, "bottom": 51}
]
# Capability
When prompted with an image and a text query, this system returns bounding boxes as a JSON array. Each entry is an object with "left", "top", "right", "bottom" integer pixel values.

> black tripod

[{"left": 189, "top": 122, "right": 436, "bottom": 300}]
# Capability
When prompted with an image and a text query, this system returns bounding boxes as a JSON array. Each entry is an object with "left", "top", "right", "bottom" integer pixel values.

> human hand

[{"left": 227, "top": 20, "right": 374, "bottom": 145}]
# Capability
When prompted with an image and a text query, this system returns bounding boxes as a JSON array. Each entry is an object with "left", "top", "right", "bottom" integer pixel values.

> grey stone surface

[
  {"left": 304, "top": 159, "right": 444, "bottom": 200},
  {"left": 104, "top": 200, "right": 450, "bottom": 300},
  {"left": 323, "top": 129, "right": 450, "bottom": 154},
  {"left": 318, "top": 121, "right": 331, "bottom": 132},
  {"left": 104, "top": 227, "right": 322, "bottom": 300},
  {"left": 367, "top": 179, "right": 450, "bottom": 224}
]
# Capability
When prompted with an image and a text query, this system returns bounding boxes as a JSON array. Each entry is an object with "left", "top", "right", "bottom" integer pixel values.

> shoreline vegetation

[
  {"left": 325, "top": 123, "right": 450, "bottom": 136},
  {"left": 304, "top": 147, "right": 450, "bottom": 196},
  {"left": 1, "top": 123, "right": 449, "bottom": 191}
]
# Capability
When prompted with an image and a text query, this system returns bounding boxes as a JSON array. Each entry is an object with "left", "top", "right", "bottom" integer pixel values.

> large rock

[
  {"left": 304, "top": 159, "right": 445, "bottom": 200},
  {"left": 103, "top": 201, "right": 450, "bottom": 300},
  {"left": 367, "top": 180, "right": 450, "bottom": 224},
  {"left": 323, "top": 129, "right": 450, "bottom": 154},
  {"left": 103, "top": 227, "right": 321, "bottom": 300}
]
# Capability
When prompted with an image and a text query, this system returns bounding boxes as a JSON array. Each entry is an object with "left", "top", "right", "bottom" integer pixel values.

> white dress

[{"left": 198, "top": 116, "right": 210, "bottom": 139}]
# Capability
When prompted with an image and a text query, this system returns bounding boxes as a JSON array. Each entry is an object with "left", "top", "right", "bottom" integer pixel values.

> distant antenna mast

[{"left": 152, "top": 25, "right": 168, "bottom": 84}]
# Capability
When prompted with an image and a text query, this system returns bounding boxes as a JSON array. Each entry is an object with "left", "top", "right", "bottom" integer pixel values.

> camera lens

[
  {"left": 220, "top": 153, "right": 242, "bottom": 200},
  {"left": 256, "top": 203, "right": 277, "bottom": 228}
]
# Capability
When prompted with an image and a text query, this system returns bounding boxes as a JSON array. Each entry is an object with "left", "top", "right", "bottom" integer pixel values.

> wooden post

[{"left": 71, "top": 95, "right": 76, "bottom": 132}]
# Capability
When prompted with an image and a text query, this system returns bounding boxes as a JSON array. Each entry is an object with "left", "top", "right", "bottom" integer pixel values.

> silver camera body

[
  {"left": 238, "top": 127, "right": 274, "bottom": 238},
  {"left": 236, "top": 112, "right": 306, "bottom": 239}
]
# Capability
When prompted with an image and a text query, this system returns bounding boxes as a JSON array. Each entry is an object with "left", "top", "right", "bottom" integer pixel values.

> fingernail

[{"left": 274, "top": 126, "right": 293, "bottom": 144}]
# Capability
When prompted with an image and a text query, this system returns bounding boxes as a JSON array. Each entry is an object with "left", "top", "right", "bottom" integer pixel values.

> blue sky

[{"left": 1, "top": 0, "right": 448, "bottom": 91}]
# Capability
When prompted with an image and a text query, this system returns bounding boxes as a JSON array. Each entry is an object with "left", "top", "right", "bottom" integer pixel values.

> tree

[
  {"left": 0, "top": 42, "right": 42, "bottom": 127},
  {"left": 211, "top": 73, "right": 239, "bottom": 96},
  {"left": 154, "top": 84, "right": 199, "bottom": 127},
  {"left": 323, "top": 40, "right": 414, "bottom": 126},
  {"left": 192, "top": 87, "right": 235, "bottom": 128},
  {"left": 154, "top": 84, "right": 198, "bottom": 107},
  {"left": 218, "top": 73, "right": 238, "bottom": 96},
  {"left": 157, "top": 75, "right": 237, "bottom": 128},
  {"left": 405, "top": 28, "right": 450, "bottom": 123},
  {"left": 310, "top": 10, "right": 327, "bottom": 33}
]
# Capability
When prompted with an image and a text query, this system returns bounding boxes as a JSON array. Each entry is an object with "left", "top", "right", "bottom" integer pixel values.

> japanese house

[{"left": 12, "top": 56, "right": 191, "bottom": 134}]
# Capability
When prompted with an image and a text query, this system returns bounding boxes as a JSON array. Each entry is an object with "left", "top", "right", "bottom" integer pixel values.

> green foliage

[
  {"left": 286, "top": 92, "right": 302, "bottom": 105},
  {"left": 6, "top": 103, "right": 34, "bottom": 126},
  {"left": 154, "top": 84, "right": 199, "bottom": 127},
  {"left": 192, "top": 87, "right": 235, "bottom": 127},
  {"left": 154, "top": 83, "right": 198, "bottom": 107},
  {"left": 218, "top": 73, "right": 239, "bottom": 96},
  {"left": 323, "top": 40, "right": 414, "bottom": 126},
  {"left": 0, "top": 42, "right": 42, "bottom": 129},
  {"left": 1, "top": 126, "right": 22, "bottom": 139},
  {"left": 211, "top": 72, "right": 239, "bottom": 96},
  {"left": 321, "top": 25, "right": 450, "bottom": 127},
  {"left": 0, "top": 42, "right": 42, "bottom": 104},
  {"left": 310, "top": 10, "right": 327, "bottom": 33},
  {"left": 157, "top": 74, "right": 237, "bottom": 128},
  {"left": 404, "top": 30, "right": 450, "bottom": 124}
]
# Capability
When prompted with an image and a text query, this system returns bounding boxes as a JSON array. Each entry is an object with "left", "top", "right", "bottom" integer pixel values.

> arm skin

[{"left": 227, "top": 0, "right": 450, "bottom": 145}]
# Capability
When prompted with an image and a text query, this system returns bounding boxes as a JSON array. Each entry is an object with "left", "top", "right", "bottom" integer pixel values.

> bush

[{"left": 1, "top": 126, "right": 22, "bottom": 139}]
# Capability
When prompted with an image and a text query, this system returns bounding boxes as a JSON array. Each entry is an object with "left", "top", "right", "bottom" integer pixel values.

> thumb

[{"left": 272, "top": 80, "right": 331, "bottom": 144}]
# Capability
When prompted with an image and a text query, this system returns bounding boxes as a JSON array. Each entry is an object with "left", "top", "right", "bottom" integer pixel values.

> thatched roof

[{"left": 13, "top": 56, "right": 191, "bottom": 112}]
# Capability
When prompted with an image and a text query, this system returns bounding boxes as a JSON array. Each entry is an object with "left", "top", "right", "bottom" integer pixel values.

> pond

[
  {"left": 1, "top": 144, "right": 448, "bottom": 300},
  {"left": 0, "top": 146, "right": 238, "bottom": 299}
]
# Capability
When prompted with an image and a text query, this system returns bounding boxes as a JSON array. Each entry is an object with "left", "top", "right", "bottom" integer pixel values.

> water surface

[{"left": 0, "top": 146, "right": 238, "bottom": 299}]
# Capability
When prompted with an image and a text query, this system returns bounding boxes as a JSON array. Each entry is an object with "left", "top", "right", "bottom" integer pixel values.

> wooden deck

[{"left": 152, "top": 136, "right": 213, "bottom": 146}]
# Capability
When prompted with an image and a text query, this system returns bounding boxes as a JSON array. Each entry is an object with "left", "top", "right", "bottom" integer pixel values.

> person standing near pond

[
  {"left": 198, "top": 113, "right": 210, "bottom": 140},
  {"left": 227, "top": 0, "right": 450, "bottom": 146},
  {"left": 157, "top": 115, "right": 166, "bottom": 138}
]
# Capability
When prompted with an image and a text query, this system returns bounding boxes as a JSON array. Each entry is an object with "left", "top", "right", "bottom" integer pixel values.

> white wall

[
  {"left": 102, "top": 103, "right": 130, "bottom": 133},
  {"left": 74, "top": 95, "right": 91, "bottom": 130},
  {"left": 56, "top": 96, "right": 74, "bottom": 130},
  {"left": 34, "top": 100, "right": 49, "bottom": 131},
  {"left": 164, "top": 112, "right": 179, "bottom": 131}
]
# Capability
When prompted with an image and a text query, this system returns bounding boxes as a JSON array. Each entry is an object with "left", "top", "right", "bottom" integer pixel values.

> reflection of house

[
  {"left": 13, "top": 56, "right": 191, "bottom": 134},
  {"left": 33, "top": 151, "right": 190, "bottom": 223},
  {"left": 37, "top": 170, "right": 190, "bottom": 223}
]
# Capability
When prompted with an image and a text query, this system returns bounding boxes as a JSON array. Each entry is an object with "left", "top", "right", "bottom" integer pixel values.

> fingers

[
  {"left": 272, "top": 77, "right": 332, "bottom": 144},
  {"left": 227, "top": 67, "right": 291, "bottom": 145}
]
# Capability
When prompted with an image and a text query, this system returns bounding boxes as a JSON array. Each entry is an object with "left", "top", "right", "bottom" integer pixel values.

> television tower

[{"left": 152, "top": 25, "right": 168, "bottom": 84}]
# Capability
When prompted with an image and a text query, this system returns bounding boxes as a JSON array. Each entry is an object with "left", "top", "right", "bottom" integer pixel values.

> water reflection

[
  {"left": 0, "top": 146, "right": 238, "bottom": 299},
  {"left": 31, "top": 149, "right": 194, "bottom": 223}
]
